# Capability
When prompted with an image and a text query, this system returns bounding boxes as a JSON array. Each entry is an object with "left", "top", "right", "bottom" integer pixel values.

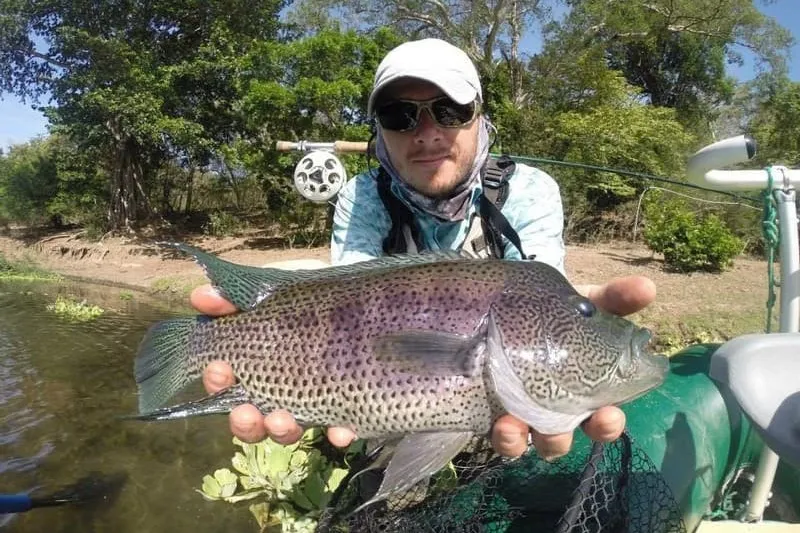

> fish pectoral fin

[
  {"left": 486, "top": 313, "right": 592, "bottom": 436},
  {"left": 125, "top": 384, "right": 250, "bottom": 421},
  {"left": 352, "top": 431, "right": 473, "bottom": 514},
  {"left": 372, "top": 330, "right": 484, "bottom": 376}
]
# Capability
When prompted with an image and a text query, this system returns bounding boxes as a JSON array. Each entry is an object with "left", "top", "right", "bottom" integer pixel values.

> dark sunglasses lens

[
  {"left": 432, "top": 99, "right": 475, "bottom": 126},
  {"left": 376, "top": 101, "right": 418, "bottom": 131}
]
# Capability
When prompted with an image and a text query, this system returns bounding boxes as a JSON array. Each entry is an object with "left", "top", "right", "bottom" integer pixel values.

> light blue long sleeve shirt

[{"left": 330, "top": 162, "right": 566, "bottom": 274}]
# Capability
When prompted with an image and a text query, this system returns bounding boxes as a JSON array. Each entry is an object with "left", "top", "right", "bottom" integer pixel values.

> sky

[{"left": 1, "top": 1, "right": 799, "bottom": 152}]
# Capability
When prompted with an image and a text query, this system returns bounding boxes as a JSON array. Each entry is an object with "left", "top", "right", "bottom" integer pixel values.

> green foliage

[
  {"left": 0, "top": 140, "right": 59, "bottom": 225},
  {"left": 202, "top": 211, "right": 244, "bottom": 237},
  {"left": 643, "top": 197, "right": 743, "bottom": 272},
  {"left": 0, "top": 1, "right": 795, "bottom": 245},
  {"left": 749, "top": 79, "right": 800, "bottom": 167},
  {"left": 199, "top": 429, "right": 353, "bottom": 532},
  {"left": 0, "top": 253, "right": 61, "bottom": 282},
  {"left": 46, "top": 295, "right": 105, "bottom": 322}
]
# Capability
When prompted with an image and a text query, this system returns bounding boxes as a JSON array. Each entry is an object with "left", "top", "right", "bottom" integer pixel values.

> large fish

[{"left": 133, "top": 244, "right": 668, "bottom": 508}]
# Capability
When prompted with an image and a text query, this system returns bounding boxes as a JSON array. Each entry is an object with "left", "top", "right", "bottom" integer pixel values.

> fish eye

[{"left": 575, "top": 299, "right": 596, "bottom": 318}]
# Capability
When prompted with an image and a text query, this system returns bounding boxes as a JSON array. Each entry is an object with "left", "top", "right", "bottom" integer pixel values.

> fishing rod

[
  {"left": 0, "top": 472, "right": 127, "bottom": 514},
  {"left": 274, "top": 139, "right": 763, "bottom": 207}
]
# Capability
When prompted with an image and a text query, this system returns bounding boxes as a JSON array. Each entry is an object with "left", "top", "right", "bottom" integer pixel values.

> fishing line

[{"left": 495, "top": 154, "right": 762, "bottom": 207}]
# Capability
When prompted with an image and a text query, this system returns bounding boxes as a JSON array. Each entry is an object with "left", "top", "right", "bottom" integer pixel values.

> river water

[{"left": 0, "top": 279, "right": 255, "bottom": 532}]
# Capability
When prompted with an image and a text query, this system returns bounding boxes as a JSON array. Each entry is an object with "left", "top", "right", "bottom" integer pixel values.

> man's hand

[{"left": 193, "top": 274, "right": 656, "bottom": 458}]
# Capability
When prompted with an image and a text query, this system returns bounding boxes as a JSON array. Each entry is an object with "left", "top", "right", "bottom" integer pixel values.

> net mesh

[{"left": 318, "top": 431, "right": 686, "bottom": 533}]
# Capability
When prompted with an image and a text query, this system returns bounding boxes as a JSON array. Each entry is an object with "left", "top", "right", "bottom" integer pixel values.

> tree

[
  {"left": 0, "top": 139, "right": 59, "bottom": 225},
  {"left": 554, "top": 0, "right": 793, "bottom": 134},
  {"left": 748, "top": 78, "right": 800, "bottom": 167},
  {"left": 0, "top": 0, "right": 287, "bottom": 230},
  {"left": 283, "top": 0, "right": 556, "bottom": 107}
]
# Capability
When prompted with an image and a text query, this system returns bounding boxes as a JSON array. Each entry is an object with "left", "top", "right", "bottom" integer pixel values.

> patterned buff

[{"left": 375, "top": 116, "right": 492, "bottom": 222}]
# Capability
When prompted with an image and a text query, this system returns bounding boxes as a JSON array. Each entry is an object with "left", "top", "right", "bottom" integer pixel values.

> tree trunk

[
  {"left": 106, "top": 118, "right": 155, "bottom": 231},
  {"left": 184, "top": 164, "right": 195, "bottom": 215}
]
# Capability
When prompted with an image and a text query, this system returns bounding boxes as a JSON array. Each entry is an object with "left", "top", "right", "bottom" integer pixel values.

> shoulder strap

[
  {"left": 479, "top": 155, "right": 528, "bottom": 259},
  {"left": 481, "top": 155, "right": 515, "bottom": 210},
  {"left": 376, "top": 167, "right": 421, "bottom": 254}
]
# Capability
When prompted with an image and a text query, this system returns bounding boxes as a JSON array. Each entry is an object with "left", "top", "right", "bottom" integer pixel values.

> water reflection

[{"left": 0, "top": 280, "right": 255, "bottom": 532}]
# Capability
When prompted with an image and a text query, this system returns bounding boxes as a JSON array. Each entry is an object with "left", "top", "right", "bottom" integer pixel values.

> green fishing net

[{"left": 317, "top": 431, "right": 686, "bottom": 533}]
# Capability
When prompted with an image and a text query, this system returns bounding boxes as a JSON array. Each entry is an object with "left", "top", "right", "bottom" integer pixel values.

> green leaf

[
  {"left": 198, "top": 468, "right": 238, "bottom": 501},
  {"left": 326, "top": 468, "right": 349, "bottom": 493},
  {"left": 198, "top": 474, "right": 222, "bottom": 500},
  {"left": 214, "top": 468, "right": 239, "bottom": 499},
  {"left": 301, "top": 472, "right": 327, "bottom": 508}
]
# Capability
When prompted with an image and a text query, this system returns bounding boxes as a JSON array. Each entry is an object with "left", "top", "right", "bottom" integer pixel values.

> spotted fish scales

[{"left": 133, "top": 244, "right": 668, "bottom": 509}]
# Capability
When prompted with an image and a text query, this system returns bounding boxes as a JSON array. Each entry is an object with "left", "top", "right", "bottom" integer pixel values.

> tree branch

[{"left": 15, "top": 47, "right": 68, "bottom": 70}]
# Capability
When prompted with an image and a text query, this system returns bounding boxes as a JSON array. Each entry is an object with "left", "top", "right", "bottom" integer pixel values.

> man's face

[{"left": 377, "top": 80, "right": 479, "bottom": 198}]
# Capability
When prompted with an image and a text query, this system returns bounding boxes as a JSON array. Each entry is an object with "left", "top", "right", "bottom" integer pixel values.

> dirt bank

[{"left": 0, "top": 229, "right": 773, "bottom": 350}]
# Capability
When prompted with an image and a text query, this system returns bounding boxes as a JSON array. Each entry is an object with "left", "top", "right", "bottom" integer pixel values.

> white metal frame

[{"left": 688, "top": 135, "right": 799, "bottom": 522}]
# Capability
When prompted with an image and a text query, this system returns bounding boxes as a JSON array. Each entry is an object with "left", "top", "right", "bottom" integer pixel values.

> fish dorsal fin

[
  {"left": 165, "top": 243, "right": 468, "bottom": 311},
  {"left": 372, "top": 330, "right": 485, "bottom": 376},
  {"left": 352, "top": 431, "right": 473, "bottom": 514},
  {"left": 485, "top": 311, "right": 592, "bottom": 435}
]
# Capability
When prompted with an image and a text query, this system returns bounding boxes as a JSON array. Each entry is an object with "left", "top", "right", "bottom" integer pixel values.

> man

[{"left": 191, "top": 38, "right": 656, "bottom": 460}]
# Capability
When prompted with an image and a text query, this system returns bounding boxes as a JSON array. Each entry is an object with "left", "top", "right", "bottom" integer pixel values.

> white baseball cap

[{"left": 367, "top": 38, "right": 483, "bottom": 116}]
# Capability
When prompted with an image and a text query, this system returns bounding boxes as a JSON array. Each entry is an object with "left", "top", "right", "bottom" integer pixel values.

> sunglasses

[{"left": 375, "top": 96, "right": 479, "bottom": 132}]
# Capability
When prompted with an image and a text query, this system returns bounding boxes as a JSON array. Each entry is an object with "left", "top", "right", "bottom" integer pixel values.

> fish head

[{"left": 495, "top": 280, "right": 669, "bottom": 414}]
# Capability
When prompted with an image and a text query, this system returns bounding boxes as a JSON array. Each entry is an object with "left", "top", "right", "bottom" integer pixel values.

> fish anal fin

[{"left": 352, "top": 431, "right": 473, "bottom": 514}]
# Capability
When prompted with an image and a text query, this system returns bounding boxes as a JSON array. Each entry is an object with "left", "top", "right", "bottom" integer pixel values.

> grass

[
  {"left": 149, "top": 275, "right": 207, "bottom": 298},
  {"left": 46, "top": 295, "right": 105, "bottom": 322},
  {"left": 0, "top": 252, "right": 62, "bottom": 282},
  {"left": 637, "top": 308, "right": 768, "bottom": 355}
]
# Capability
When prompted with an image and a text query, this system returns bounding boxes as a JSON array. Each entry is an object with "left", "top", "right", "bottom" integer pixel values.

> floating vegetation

[
  {"left": 47, "top": 295, "right": 105, "bottom": 322},
  {"left": 199, "top": 429, "right": 353, "bottom": 533}
]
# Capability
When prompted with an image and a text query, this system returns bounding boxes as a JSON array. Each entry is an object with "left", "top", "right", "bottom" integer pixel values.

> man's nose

[{"left": 412, "top": 108, "right": 442, "bottom": 142}]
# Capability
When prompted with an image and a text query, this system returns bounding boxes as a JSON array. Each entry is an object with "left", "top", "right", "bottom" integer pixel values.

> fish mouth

[{"left": 629, "top": 327, "right": 669, "bottom": 379}]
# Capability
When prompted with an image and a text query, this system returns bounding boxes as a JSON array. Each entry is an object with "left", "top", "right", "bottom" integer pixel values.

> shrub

[
  {"left": 203, "top": 211, "right": 243, "bottom": 237},
  {"left": 643, "top": 198, "right": 743, "bottom": 272}
]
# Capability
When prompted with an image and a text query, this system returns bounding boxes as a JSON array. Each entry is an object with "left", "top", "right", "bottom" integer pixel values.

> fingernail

[
  {"left": 208, "top": 369, "right": 227, "bottom": 387},
  {"left": 203, "top": 285, "right": 223, "bottom": 298}
]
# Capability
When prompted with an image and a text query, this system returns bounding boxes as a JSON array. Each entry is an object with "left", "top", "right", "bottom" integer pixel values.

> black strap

[
  {"left": 481, "top": 154, "right": 515, "bottom": 209},
  {"left": 376, "top": 167, "right": 423, "bottom": 254},
  {"left": 479, "top": 192, "right": 526, "bottom": 258}
]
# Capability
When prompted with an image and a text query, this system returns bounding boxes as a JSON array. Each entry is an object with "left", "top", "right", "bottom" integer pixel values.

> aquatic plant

[
  {"left": 199, "top": 428, "right": 353, "bottom": 532},
  {"left": 46, "top": 295, "right": 104, "bottom": 322},
  {"left": 0, "top": 253, "right": 61, "bottom": 281}
]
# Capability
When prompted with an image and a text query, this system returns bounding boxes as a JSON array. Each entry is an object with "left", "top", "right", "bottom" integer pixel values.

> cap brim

[{"left": 368, "top": 71, "right": 479, "bottom": 115}]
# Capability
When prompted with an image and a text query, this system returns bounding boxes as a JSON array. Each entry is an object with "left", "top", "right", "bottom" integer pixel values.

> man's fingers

[
  {"left": 530, "top": 430, "right": 573, "bottom": 462},
  {"left": 190, "top": 284, "right": 238, "bottom": 316},
  {"left": 587, "top": 276, "right": 656, "bottom": 317},
  {"left": 491, "top": 415, "right": 529, "bottom": 458},
  {"left": 327, "top": 427, "right": 357, "bottom": 448},
  {"left": 581, "top": 406, "right": 626, "bottom": 443},
  {"left": 203, "top": 360, "right": 236, "bottom": 393},
  {"left": 230, "top": 404, "right": 268, "bottom": 443},
  {"left": 264, "top": 409, "right": 304, "bottom": 445}
]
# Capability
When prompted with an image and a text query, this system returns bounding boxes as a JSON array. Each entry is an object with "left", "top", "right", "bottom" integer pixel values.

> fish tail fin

[{"left": 134, "top": 317, "right": 202, "bottom": 414}]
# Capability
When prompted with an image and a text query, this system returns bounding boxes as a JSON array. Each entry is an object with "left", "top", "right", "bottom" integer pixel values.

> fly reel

[{"left": 292, "top": 150, "right": 347, "bottom": 203}]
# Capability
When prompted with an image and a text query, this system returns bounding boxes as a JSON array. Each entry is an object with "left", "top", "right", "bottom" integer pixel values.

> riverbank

[{"left": 0, "top": 228, "right": 773, "bottom": 351}]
